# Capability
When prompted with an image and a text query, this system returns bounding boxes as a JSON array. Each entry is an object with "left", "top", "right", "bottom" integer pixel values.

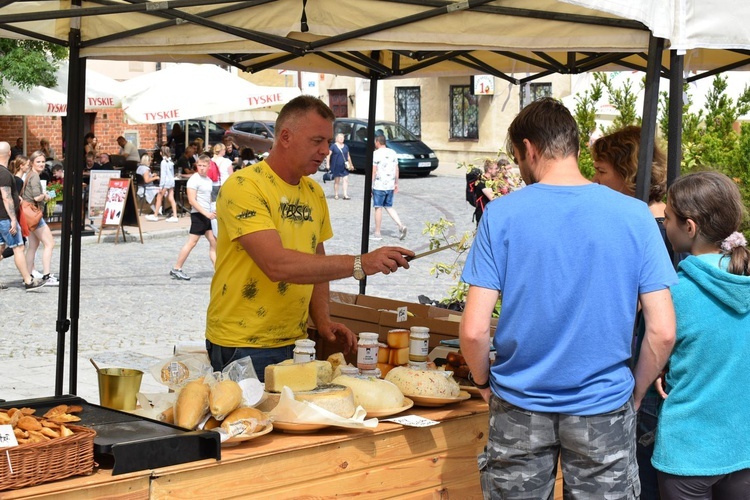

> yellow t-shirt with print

[{"left": 206, "top": 161, "right": 333, "bottom": 348}]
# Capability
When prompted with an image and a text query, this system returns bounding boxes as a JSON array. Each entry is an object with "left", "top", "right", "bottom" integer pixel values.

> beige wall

[{"left": 315, "top": 73, "right": 573, "bottom": 169}]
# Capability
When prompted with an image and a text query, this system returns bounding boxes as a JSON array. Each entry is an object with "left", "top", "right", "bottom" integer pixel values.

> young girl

[
  {"left": 653, "top": 171, "right": 750, "bottom": 499},
  {"left": 153, "top": 146, "right": 178, "bottom": 222}
]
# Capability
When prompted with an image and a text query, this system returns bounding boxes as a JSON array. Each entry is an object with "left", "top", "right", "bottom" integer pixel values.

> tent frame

[{"left": 0, "top": 0, "right": 741, "bottom": 396}]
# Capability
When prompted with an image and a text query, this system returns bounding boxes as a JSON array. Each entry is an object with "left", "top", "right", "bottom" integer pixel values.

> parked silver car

[{"left": 224, "top": 120, "right": 275, "bottom": 154}]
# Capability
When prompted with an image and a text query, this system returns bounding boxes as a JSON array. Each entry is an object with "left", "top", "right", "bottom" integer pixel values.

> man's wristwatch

[
  {"left": 353, "top": 255, "right": 366, "bottom": 281},
  {"left": 468, "top": 371, "right": 490, "bottom": 389}
]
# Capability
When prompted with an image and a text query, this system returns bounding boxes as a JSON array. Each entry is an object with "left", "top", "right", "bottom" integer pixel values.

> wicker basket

[{"left": 0, "top": 424, "right": 96, "bottom": 491}]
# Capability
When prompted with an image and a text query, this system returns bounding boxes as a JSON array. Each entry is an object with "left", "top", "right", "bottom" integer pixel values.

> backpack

[
  {"left": 465, "top": 167, "right": 482, "bottom": 207},
  {"left": 207, "top": 160, "right": 220, "bottom": 182}
]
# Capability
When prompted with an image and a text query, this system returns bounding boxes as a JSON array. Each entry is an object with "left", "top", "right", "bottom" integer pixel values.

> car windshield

[{"left": 375, "top": 122, "right": 418, "bottom": 141}]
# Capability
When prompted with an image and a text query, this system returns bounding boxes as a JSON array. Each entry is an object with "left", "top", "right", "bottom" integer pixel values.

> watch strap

[{"left": 468, "top": 371, "right": 490, "bottom": 389}]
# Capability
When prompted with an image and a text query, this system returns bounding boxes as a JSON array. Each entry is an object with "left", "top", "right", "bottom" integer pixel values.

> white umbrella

[
  {"left": 120, "top": 64, "right": 301, "bottom": 124},
  {"left": 0, "top": 83, "right": 68, "bottom": 116},
  {"left": 51, "top": 60, "right": 123, "bottom": 109}
]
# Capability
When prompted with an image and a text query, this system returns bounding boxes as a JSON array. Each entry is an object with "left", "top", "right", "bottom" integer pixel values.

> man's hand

[
  {"left": 317, "top": 321, "right": 357, "bottom": 354},
  {"left": 361, "top": 246, "right": 413, "bottom": 276},
  {"left": 9, "top": 219, "right": 17, "bottom": 235}
]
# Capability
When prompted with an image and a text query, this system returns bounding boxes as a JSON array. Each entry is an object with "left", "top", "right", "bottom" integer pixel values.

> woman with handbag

[
  {"left": 326, "top": 133, "right": 354, "bottom": 200},
  {"left": 21, "top": 151, "right": 58, "bottom": 286}
]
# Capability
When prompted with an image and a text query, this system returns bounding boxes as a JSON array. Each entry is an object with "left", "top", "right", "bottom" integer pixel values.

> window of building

[
  {"left": 395, "top": 87, "right": 422, "bottom": 137},
  {"left": 520, "top": 82, "right": 553, "bottom": 109},
  {"left": 450, "top": 85, "right": 478, "bottom": 140}
]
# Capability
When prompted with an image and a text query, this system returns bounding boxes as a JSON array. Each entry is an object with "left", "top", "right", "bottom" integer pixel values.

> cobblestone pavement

[{"left": 0, "top": 167, "right": 477, "bottom": 403}]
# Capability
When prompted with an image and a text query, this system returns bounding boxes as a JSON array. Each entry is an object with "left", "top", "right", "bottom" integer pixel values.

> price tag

[
  {"left": 381, "top": 415, "right": 439, "bottom": 427},
  {"left": 0, "top": 425, "right": 19, "bottom": 448},
  {"left": 396, "top": 306, "right": 407, "bottom": 323}
]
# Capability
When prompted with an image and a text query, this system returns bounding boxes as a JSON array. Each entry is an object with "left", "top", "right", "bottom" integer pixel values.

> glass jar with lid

[
  {"left": 409, "top": 326, "right": 430, "bottom": 362},
  {"left": 293, "top": 339, "right": 316, "bottom": 363},
  {"left": 339, "top": 365, "right": 360, "bottom": 377},
  {"left": 357, "top": 332, "right": 380, "bottom": 371}
]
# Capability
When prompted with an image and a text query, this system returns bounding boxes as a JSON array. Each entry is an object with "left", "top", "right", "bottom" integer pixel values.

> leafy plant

[{"left": 0, "top": 40, "right": 67, "bottom": 104}]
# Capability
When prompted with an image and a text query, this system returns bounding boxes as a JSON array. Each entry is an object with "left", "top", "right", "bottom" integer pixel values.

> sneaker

[
  {"left": 166, "top": 216, "right": 179, "bottom": 223},
  {"left": 42, "top": 274, "right": 59, "bottom": 287},
  {"left": 399, "top": 226, "right": 408, "bottom": 240},
  {"left": 31, "top": 269, "right": 44, "bottom": 279},
  {"left": 370, "top": 234, "right": 382, "bottom": 241},
  {"left": 158, "top": 207, "right": 163, "bottom": 215},
  {"left": 170, "top": 268, "right": 191, "bottom": 281},
  {"left": 25, "top": 278, "right": 44, "bottom": 291},
  {"left": 145, "top": 214, "right": 159, "bottom": 222}
]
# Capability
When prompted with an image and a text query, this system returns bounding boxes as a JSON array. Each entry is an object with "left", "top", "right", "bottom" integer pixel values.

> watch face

[{"left": 354, "top": 269, "right": 366, "bottom": 280}]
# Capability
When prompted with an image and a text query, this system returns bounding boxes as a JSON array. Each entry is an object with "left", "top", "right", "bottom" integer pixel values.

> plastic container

[
  {"left": 357, "top": 332, "right": 380, "bottom": 371},
  {"left": 409, "top": 326, "right": 430, "bottom": 362},
  {"left": 293, "top": 339, "right": 316, "bottom": 363}
]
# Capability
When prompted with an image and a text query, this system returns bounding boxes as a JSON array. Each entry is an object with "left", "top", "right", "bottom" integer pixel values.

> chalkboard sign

[
  {"left": 87, "top": 170, "right": 121, "bottom": 218},
  {"left": 97, "top": 177, "right": 143, "bottom": 244}
]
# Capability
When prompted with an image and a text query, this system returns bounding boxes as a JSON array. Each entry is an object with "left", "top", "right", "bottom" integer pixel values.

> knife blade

[{"left": 405, "top": 242, "right": 460, "bottom": 261}]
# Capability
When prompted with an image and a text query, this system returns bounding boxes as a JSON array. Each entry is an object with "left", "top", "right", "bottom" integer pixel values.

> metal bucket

[{"left": 97, "top": 368, "right": 143, "bottom": 411}]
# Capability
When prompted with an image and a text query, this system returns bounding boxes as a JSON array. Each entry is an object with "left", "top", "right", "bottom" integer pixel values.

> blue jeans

[
  {"left": 205, "top": 339, "right": 293, "bottom": 383},
  {"left": 0, "top": 219, "right": 24, "bottom": 247}
]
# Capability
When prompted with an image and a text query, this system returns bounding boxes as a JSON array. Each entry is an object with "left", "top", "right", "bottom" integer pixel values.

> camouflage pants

[{"left": 478, "top": 395, "right": 640, "bottom": 499}]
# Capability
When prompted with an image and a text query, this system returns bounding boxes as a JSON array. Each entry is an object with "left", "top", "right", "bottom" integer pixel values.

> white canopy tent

[
  {"left": 1, "top": 0, "right": 748, "bottom": 397},
  {"left": 119, "top": 63, "right": 300, "bottom": 124}
]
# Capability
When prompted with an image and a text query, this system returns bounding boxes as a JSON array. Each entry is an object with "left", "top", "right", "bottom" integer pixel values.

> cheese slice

[
  {"left": 332, "top": 375, "right": 404, "bottom": 411},
  {"left": 264, "top": 361, "right": 318, "bottom": 392},
  {"left": 387, "top": 329, "right": 409, "bottom": 349},
  {"left": 280, "top": 359, "right": 333, "bottom": 385},
  {"left": 388, "top": 347, "right": 409, "bottom": 366}
]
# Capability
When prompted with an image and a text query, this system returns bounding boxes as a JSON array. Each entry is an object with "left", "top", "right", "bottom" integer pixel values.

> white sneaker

[
  {"left": 42, "top": 274, "right": 59, "bottom": 287},
  {"left": 158, "top": 207, "right": 163, "bottom": 215},
  {"left": 31, "top": 269, "right": 44, "bottom": 279},
  {"left": 145, "top": 214, "right": 159, "bottom": 222},
  {"left": 166, "top": 216, "right": 179, "bottom": 223}
]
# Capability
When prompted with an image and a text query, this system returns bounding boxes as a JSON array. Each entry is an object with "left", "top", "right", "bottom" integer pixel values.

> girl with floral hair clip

[{"left": 653, "top": 170, "right": 750, "bottom": 499}]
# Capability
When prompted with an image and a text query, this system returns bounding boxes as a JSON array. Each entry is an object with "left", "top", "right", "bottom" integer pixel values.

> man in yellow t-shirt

[{"left": 206, "top": 96, "right": 414, "bottom": 380}]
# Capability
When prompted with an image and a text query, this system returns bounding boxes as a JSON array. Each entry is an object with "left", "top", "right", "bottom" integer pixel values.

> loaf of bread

[
  {"left": 221, "top": 407, "right": 268, "bottom": 436},
  {"left": 331, "top": 375, "right": 405, "bottom": 411},
  {"left": 209, "top": 379, "right": 243, "bottom": 420},
  {"left": 385, "top": 366, "right": 461, "bottom": 398},
  {"left": 175, "top": 378, "right": 210, "bottom": 429}
]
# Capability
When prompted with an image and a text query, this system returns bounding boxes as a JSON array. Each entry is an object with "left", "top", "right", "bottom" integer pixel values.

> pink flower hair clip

[{"left": 721, "top": 231, "right": 748, "bottom": 252}]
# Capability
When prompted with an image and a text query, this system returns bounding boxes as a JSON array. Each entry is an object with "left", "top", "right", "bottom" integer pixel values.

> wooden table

[{"left": 5, "top": 399, "right": 492, "bottom": 499}]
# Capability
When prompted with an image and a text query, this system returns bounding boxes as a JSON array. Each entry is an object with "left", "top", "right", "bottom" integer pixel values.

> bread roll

[
  {"left": 221, "top": 407, "right": 267, "bottom": 436},
  {"left": 332, "top": 375, "right": 405, "bottom": 411},
  {"left": 209, "top": 379, "right": 243, "bottom": 419},
  {"left": 175, "top": 378, "right": 210, "bottom": 429}
]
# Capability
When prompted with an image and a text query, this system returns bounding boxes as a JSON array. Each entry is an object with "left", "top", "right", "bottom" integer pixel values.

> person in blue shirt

[
  {"left": 653, "top": 171, "right": 750, "bottom": 499},
  {"left": 459, "top": 98, "right": 677, "bottom": 498}
]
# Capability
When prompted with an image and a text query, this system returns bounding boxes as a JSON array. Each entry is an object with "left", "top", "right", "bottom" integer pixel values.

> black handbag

[{"left": 322, "top": 170, "right": 334, "bottom": 182}]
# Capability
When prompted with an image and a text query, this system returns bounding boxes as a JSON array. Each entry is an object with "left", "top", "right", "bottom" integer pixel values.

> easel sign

[
  {"left": 98, "top": 177, "right": 143, "bottom": 244},
  {"left": 87, "top": 170, "right": 121, "bottom": 219}
]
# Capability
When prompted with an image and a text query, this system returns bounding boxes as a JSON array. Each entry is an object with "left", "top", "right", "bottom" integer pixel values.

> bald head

[{"left": 0, "top": 141, "right": 10, "bottom": 163}]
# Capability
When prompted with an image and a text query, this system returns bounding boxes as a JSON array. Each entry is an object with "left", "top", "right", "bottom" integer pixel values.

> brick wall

[{"left": 0, "top": 108, "right": 159, "bottom": 159}]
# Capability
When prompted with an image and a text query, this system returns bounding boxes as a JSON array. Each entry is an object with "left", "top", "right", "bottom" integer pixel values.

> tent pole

[
  {"left": 359, "top": 74, "right": 379, "bottom": 295},
  {"left": 55, "top": 27, "right": 85, "bottom": 395},
  {"left": 67, "top": 55, "right": 87, "bottom": 396},
  {"left": 635, "top": 34, "right": 665, "bottom": 203},
  {"left": 667, "top": 51, "right": 684, "bottom": 187}
]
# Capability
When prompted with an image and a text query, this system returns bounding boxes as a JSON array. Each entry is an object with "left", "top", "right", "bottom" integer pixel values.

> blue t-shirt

[{"left": 461, "top": 183, "right": 677, "bottom": 415}]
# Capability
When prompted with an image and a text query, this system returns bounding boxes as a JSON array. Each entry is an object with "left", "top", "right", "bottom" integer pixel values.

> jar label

[
  {"left": 409, "top": 338, "right": 429, "bottom": 356},
  {"left": 293, "top": 352, "right": 314, "bottom": 363},
  {"left": 357, "top": 346, "right": 378, "bottom": 368}
]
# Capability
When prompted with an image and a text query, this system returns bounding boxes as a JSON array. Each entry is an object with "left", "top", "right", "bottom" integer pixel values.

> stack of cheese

[
  {"left": 263, "top": 357, "right": 356, "bottom": 418},
  {"left": 385, "top": 366, "right": 461, "bottom": 398},
  {"left": 376, "top": 329, "right": 411, "bottom": 377}
]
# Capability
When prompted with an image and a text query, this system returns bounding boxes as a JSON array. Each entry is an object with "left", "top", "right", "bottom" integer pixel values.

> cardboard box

[{"left": 310, "top": 292, "right": 496, "bottom": 364}]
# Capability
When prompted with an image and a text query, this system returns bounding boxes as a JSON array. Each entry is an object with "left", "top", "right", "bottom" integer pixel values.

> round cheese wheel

[
  {"left": 384, "top": 366, "right": 461, "bottom": 398},
  {"left": 332, "top": 375, "right": 405, "bottom": 411},
  {"left": 293, "top": 384, "right": 356, "bottom": 418}
]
